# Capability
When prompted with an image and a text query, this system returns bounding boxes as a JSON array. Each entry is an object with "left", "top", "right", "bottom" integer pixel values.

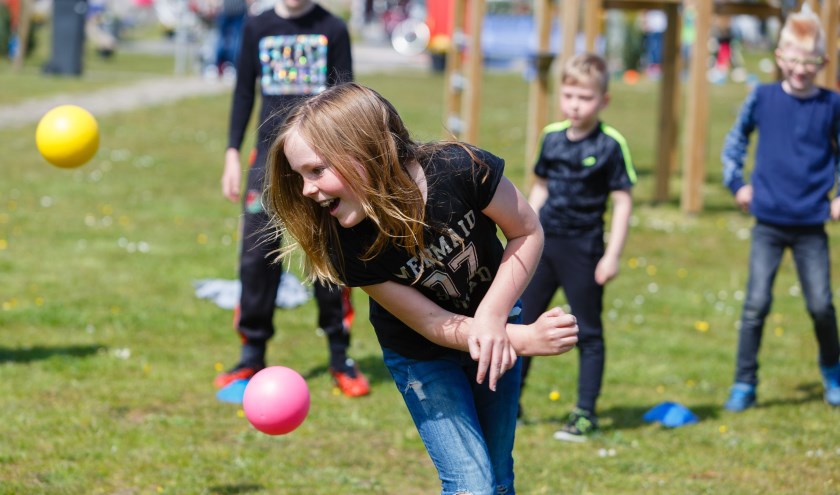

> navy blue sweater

[{"left": 722, "top": 83, "right": 840, "bottom": 226}]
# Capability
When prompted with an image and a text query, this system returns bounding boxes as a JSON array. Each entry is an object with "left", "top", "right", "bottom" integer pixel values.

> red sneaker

[
  {"left": 330, "top": 366, "right": 370, "bottom": 397},
  {"left": 214, "top": 365, "right": 262, "bottom": 389}
]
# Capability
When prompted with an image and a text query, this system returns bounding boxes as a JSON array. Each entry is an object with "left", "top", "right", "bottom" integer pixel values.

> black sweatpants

[
  {"left": 236, "top": 162, "right": 351, "bottom": 369},
  {"left": 520, "top": 233, "right": 605, "bottom": 414}
]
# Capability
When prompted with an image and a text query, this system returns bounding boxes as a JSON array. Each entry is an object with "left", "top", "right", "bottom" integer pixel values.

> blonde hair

[
  {"left": 778, "top": 5, "right": 825, "bottom": 55},
  {"left": 265, "top": 83, "right": 484, "bottom": 285},
  {"left": 561, "top": 53, "right": 609, "bottom": 94}
]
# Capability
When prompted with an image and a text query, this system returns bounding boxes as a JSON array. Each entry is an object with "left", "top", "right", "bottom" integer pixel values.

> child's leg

[
  {"left": 519, "top": 246, "right": 562, "bottom": 387},
  {"left": 381, "top": 349, "right": 500, "bottom": 495},
  {"left": 558, "top": 234, "right": 604, "bottom": 414},
  {"left": 470, "top": 357, "right": 521, "bottom": 492},
  {"left": 790, "top": 226, "right": 840, "bottom": 368},
  {"left": 313, "top": 282, "right": 352, "bottom": 370},
  {"left": 236, "top": 163, "right": 282, "bottom": 365},
  {"left": 734, "top": 223, "right": 786, "bottom": 385},
  {"left": 313, "top": 283, "right": 369, "bottom": 397}
]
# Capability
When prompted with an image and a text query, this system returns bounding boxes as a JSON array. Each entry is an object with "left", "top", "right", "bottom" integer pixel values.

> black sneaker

[{"left": 553, "top": 408, "right": 598, "bottom": 443}]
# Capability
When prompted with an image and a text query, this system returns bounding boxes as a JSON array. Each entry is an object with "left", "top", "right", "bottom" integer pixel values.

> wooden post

[
  {"left": 653, "top": 3, "right": 681, "bottom": 203},
  {"left": 681, "top": 0, "right": 713, "bottom": 213},
  {"left": 463, "top": 0, "right": 485, "bottom": 144},
  {"left": 525, "top": 0, "right": 554, "bottom": 175},
  {"left": 820, "top": 0, "right": 838, "bottom": 90},
  {"left": 583, "top": 0, "right": 600, "bottom": 52},
  {"left": 443, "top": 0, "right": 467, "bottom": 139},
  {"left": 558, "top": 0, "right": 580, "bottom": 113},
  {"left": 11, "top": 0, "right": 33, "bottom": 71}
]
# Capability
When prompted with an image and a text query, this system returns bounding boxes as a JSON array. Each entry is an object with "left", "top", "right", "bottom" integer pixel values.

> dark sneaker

[
  {"left": 330, "top": 363, "right": 370, "bottom": 397},
  {"left": 724, "top": 382, "right": 756, "bottom": 412},
  {"left": 820, "top": 363, "right": 840, "bottom": 407},
  {"left": 553, "top": 408, "right": 598, "bottom": 443},
  {"left": 213, "top": 363, "right": 264, "bottom": 389}
]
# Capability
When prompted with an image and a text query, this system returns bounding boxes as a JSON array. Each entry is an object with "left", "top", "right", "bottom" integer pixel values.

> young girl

[{"left": 264, "top": 82, "right": 578, "bottom": 494}]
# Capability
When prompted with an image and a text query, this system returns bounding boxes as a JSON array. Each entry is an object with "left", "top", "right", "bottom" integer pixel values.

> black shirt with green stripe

[{"left": 533, "top": 120, "right": 636, "bottom": 237}]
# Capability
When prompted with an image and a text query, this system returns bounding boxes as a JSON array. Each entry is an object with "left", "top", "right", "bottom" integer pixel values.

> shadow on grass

[
  {"left": 518, "top": 402, "right": 726, "bottom": 431},
  {"left": 0, "top": 344, "right": 103, "bottom": 363},
  {"left": 516, "top": 403, "right": 668, "bottom": 429},
  {"left": 757, "top": 381, "right": 824, "bottom": 409},
  {"left": 600, "top": 385, "right": 825, "bottom": 430},
  {"left": 208, "top": 484, "right": 263, "bottom": 495},
  {"left": 302, "top": 354, "right": 391, "bottom": 386},
  {"left": 600, "top": 403, "right": 724, "bottom": 431}
]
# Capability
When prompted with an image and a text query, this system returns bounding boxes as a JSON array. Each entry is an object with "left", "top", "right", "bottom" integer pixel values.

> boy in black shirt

[
  {"left": 519, "top": 53, "right": 636, "bottom": 441},
  {"left": 216, "top": 0, "right": 369, "bottom": 397}
]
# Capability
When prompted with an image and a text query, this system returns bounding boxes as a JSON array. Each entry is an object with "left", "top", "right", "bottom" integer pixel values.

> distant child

[
  {"left": 721, "top": 6, "right": 840, "bottom": 411},
  {"left": 519, "top": 53, "right": 636, "bottom": 442},
  {"left": 264, "top": 82, "right": 579, "bottom": 493}
]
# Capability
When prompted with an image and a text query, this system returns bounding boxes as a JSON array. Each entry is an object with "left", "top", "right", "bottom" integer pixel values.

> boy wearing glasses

[{"left": 721, "top": 6, "right": 840, "bottom": 412}]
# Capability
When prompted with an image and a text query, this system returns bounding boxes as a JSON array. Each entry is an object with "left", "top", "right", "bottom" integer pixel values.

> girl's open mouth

[{"left": 320, "top": 198, "right": 340, "bottom": 213}]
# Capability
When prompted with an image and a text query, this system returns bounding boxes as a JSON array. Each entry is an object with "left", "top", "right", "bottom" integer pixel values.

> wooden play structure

[{"left": 441, "top": 0, "right": 839, "bottom": 213}]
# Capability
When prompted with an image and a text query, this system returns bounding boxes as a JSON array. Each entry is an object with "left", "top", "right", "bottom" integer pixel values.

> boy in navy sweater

[{"left": 721, "top": 6, "right": 840, "bottom": 411}]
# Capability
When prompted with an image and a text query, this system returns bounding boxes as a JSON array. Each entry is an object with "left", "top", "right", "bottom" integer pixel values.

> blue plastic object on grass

[
  {"left": 216, "top": 379, "right": 249, "bottom": 404},
  {"left": 643, "top": 401, "right": 699, "bottom": 428}
]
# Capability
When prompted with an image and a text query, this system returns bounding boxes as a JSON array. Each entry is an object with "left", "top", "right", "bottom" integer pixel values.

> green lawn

[
  {"left": 0, "top": 19, "right": 181, "bottom": 105},
  {"left": 0, "top": 66, "right": 838, "bottom": 494}
]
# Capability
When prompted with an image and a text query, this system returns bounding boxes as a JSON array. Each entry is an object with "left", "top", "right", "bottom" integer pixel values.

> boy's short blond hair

[
  {"left": 778, "top": 5, "right": 825, "bottom": 55},
  {"left": 561, "top": 53, "right": 609, "bottom": 94}
]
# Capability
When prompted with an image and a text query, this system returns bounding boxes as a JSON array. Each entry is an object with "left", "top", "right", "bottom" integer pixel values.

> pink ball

[{"left": 243, "top": 366, "right": 310, "bottom": 435}]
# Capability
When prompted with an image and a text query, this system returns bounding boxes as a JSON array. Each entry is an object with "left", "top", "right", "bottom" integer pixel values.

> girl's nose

[{"left": 302, "top": 179, "right": 318, "bottom": 198}]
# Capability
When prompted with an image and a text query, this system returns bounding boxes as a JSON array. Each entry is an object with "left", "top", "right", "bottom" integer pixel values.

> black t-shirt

[
  {"left": 534, "top": 121, "right": 635, "bottom": 237},
  {"left": 336, "top": 145, "right": 506, "bottom": 360},
  {"left": 226, "top": 4, "right": 353, "bottom": 157}
]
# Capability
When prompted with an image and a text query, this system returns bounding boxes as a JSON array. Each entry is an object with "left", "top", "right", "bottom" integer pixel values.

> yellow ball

[
  {"left": 35, "top": 105, "right": 99, "bottom": 168},
  {"left": 549, "top": 390, "right": 560, "bottom": 401}
]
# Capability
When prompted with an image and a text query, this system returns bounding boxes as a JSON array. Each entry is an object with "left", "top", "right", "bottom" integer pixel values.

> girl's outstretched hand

[{"left": 511, "top": 307, "right": 579, "bottom": 357}]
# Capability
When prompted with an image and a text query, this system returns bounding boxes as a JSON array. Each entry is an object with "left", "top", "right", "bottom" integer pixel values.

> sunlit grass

[{"left": 0, "top": 65, "right": 838, "bottom": 494}]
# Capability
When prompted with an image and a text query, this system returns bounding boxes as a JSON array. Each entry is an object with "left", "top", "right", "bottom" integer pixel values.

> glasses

[{"left": 778, "top": 54, "right": 825, "bottom": 70}]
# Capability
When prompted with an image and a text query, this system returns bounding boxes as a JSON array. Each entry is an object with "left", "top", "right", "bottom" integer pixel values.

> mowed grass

[
  {"left": 1, "top": 66, "right": 839, "bottom": 495},
  {"left": 0, "top": 22, "right": 182, "bottom": 105}
]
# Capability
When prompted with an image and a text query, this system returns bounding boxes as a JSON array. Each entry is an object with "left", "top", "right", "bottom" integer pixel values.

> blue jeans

[
  {"left": 382, "top": 318, "right": 522, "bottom": 495},
  {"left": 734, "top": 222, "right": 840, "bottom": 385},
  {"left": 215, "top": 11, "right": 245, "bottom": 67}
]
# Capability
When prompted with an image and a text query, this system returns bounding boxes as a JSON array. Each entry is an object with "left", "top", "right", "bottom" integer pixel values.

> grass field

[
  {"left": 1, "top": 52, "right": 839, "bottom": 494},
  {"left": 0, "top": 19, "right": 182, "bottom": 105}
]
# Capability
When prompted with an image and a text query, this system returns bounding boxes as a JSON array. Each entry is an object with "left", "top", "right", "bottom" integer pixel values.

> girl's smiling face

[{"left": 284, "top": 129, "right": 367, "bottom": 228}]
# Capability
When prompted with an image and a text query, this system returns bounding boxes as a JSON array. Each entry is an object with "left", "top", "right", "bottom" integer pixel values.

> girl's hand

[
  {"left": 510, "top": 307, "right": 579, "bottom": 357},
  {"left": 467, "top": 314, "right": 517, "bottom": 392}
]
